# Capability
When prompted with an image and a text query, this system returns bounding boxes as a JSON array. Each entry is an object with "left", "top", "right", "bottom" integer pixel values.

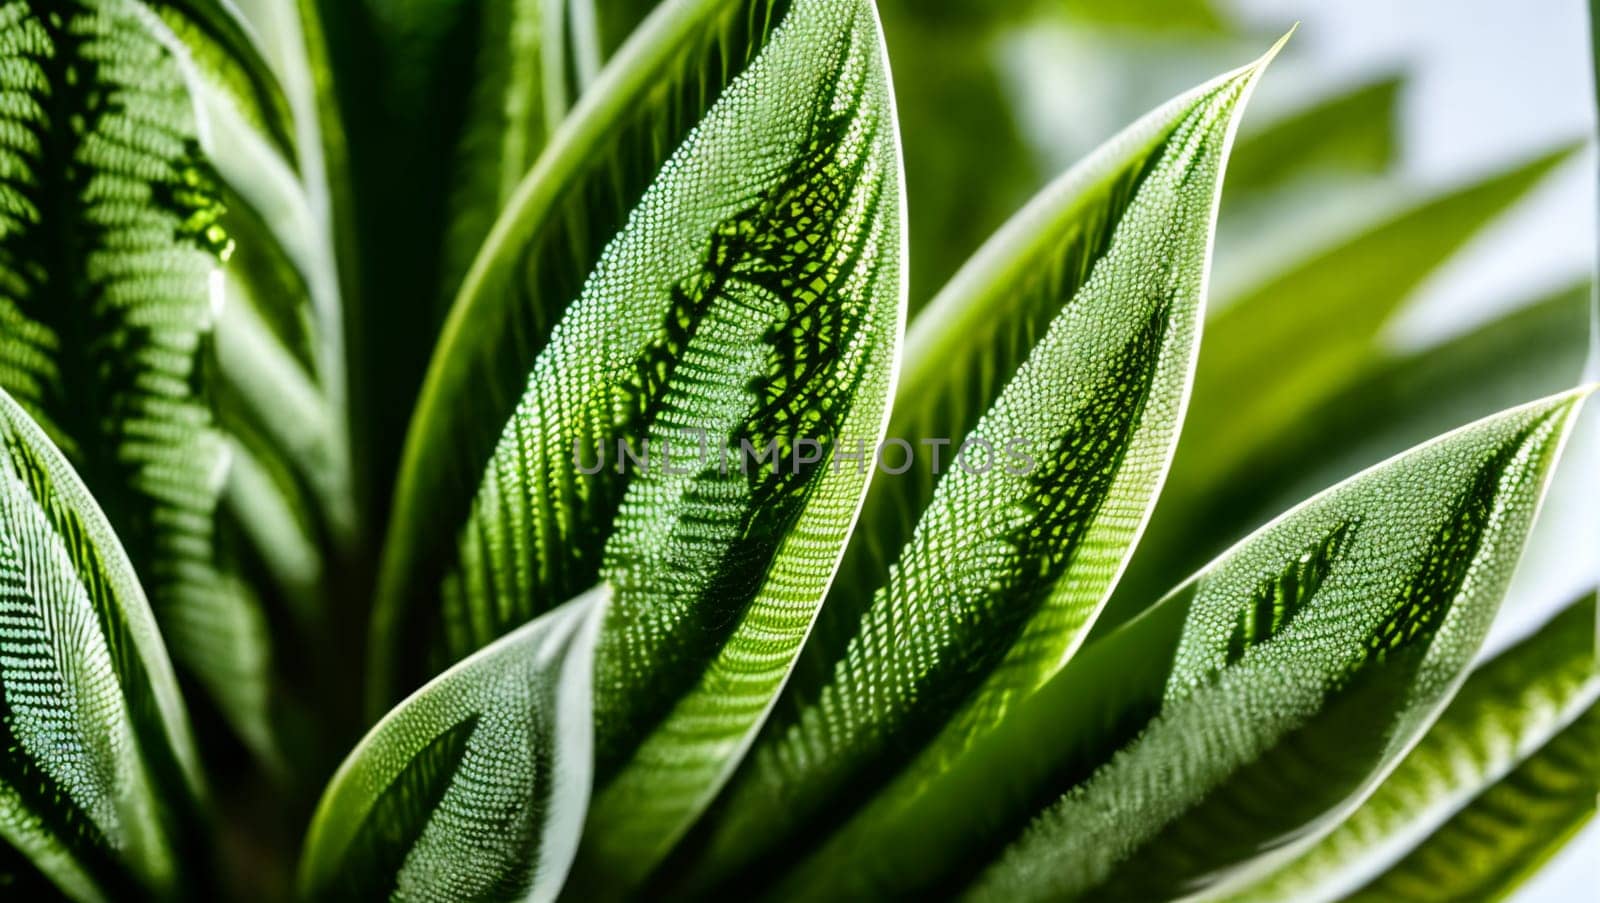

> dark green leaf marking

[
  {"left": 322, "top": 715, "right": 481, "bottom": 901},
  {"left": 1227, "top": 519, "right": 1357, "bottom": 667},
  {"left": 377, "top": 0, "right": 796, "bottom": 708},
  {"left": 0, "top": 0, "right": 275, "bottom": 753},
  {"left": 594, "top": 58, "right": 883, "bottom": 774}
]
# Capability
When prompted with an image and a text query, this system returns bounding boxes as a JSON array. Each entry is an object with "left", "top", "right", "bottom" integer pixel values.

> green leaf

[
  {"left": 1228, "top": 594, "right": 1599, "bottom": 903},
  {"left": 723, "top": 390, "right": 1587, "bottom": 900},
  {"left": 1225, "top": 72, "right": 1401, "bottom": 199},
  {"left": 1106, "top": 144, "right": 1579, "bottom": 628},
  {"left": 371, "top": 0, "right": 796, "bottom": 708},
  {"left": 673, "top": 40, "right": 1283, "bottom": 894},
  {"left": 942, "top": 390, "right": 1588, "bottom": 902},
  {"left": 164, "top": 0, "right": 356, "bottom": 550},
  {"left": 144, "top": 0, "right": 300, "bottom": 163},
  {"left": 430, "top": 0, "right": 898, "bottom": 886},
  {"left": 154, "top": 0, "right": 363, "bottom": 772},
  {"left": 1343, "top": 705, "right": 1599, "bottom": 903},
  {"left": 0, "top": 0, "right": 298, "bottom": 764},
  {"left": 434, "top": 0, "right": 595, "bottom": 310},
  {"left": 875, "top": 5, "right": 1040, "bottom": 311},
  {"left": 299, "top": 586, "right": 603, "bottom": 902},
  {"left": 0, "top": 389, "right": 205, "bottom": 901},
  {"left": 318, "top": 0, "right": 599, "bottom": 501}
]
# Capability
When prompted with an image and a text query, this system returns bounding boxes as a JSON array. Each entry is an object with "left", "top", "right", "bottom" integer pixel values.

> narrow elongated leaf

[
  {"left": 1343, "top": 706, "right": 1599, "bottom": 903},
  {"left": 1196, "top": 146, "right": 1574, "bottom": 484},
  {"left": 162, "top": 0, "right": 355, "bottom": 547},
  {"left": 1107, "top": 145, "right": 1578, "bottom": 626},
  {"left": 371, "top": 0, "right": 798, "bottom": 710},
  {"left": 722, "top": 390, "right": 1588, "bottom": 901},
  {"left": 881, "top": 5, "right": 1040, "bottom": 312},
  {"left": 0, "top": 390, "right": 203, "bottom": 901},
  {"left": 152, "top": 0, "right": 361, "bottom": 770},
  {"left": 0, "top": 0, "right": 295, "bottom": 762},
  {"left": 144, "top": 0, "right": 299, "bottom": 161},
  {"left": 435, "top": 0, "right": 593, "bottom": 308},
  {"left": 319, "top": 0, "right": 597, "bottom": 507},
  {"left": 814, "top": 42, "right": 1280, "bottom": 661},
  {"left": 175, "top": 0, "right": 365, "bottom": 755},
  {"left": 1228, "top": 594, "right": 1598, "bottom": 903},
  {"left": 936, "top": 390, "right": 1588, "bottom": 903},
  {"left": 671, "top": 43, "right": 1280, "bottom": 894},
  {"left": 469, "top": 0, "right": 897, "bottom": 885},
  {"left": 299, "top": 586, "right": 602, "bottom": 902}
]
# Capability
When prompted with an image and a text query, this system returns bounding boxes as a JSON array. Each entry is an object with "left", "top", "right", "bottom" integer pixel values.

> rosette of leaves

[{"left": 1, "top": 0, "right": 1595, "bottom": 899}]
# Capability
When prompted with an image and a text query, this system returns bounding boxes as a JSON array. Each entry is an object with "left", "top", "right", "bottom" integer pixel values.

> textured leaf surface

[
  {"left": 674, "top": 45, "right": 1278, "bottom": 894},
  {"left": 1343, "top": 705, "right": 1599, "bottom": 903},
  {"left": 715, "top": 391, "right": 1585, "bottom": 900},
  {"left": 145, "top": 0, "right": 298, "bottom": 162},
  {"left": 949, "top": 391, "right": 1587, "bottom": 902},
  {"left": 0, "top": 390, "right": 202, "bottom": 901},
  {"left": 201, "top": 0, "right": 355, "bottom": 529},
  {"left": 165, "top": 0, "right": 355, "bottom": 557},
  {"left": 372, "top": 0, "right": 795, "bottom": 709},
  {"left": 1107, "top": 146, "right": 1577, "bottom": 626},
  {"left": 299, "top": 587, "right": 601, "bottom": 902},
  {"left": 0, "top": 0, "right": 291, "bottom": 761},
  {"left": 1229, "top": 594, "right": 1599, "bottom": 903},
  {"left": 525, "top": 0, "right": 900, "bottom": 885}
]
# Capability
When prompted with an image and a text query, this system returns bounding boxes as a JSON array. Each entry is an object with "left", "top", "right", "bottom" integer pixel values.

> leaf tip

[
  {"left": 1257, "top": 23, "right": 1298, "bottom": 71},
  {"left": 1548, "top": 381, "right": 1597, "bottom": 422}
]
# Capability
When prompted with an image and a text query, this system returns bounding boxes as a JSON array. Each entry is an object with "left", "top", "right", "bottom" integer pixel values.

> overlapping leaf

[
  {"left": 299, "top": 587, "right": 603, "bottom": 902},
  {"left": 800, "top": 390, "right": 1584, "bottom": 902},
  {"left": 483, "top": 0, "right": 899, "bottom": 884},
  {"left": 669, "top": 41, "right": 1280, "bottom": 894},
  {"left": 1107, "top": 144, "right": 1578, "bottom": 625},
  {"left": 1229, "top": 593, "right": 1598, "bottom": 902},
  {"left": 0, "top": 390, "right": 204, "bottom": 901},
  {"left": 434, "top": 0, "right": 597, "bottom": 307},
  {"left": 320, "top": 0, "right": 609, "bottom": 501},
  {"left": 0, "top": 0, "right": 297, "bottom": 762},
  {"left": 161, "top": 0, "right": 355, "bottom": 552},
  {"left": 1343, "top": 706, "right": 1599, "bottom": 903},
  {"left": 370, "top": 0, "right": 799, "bottom": 709}
]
